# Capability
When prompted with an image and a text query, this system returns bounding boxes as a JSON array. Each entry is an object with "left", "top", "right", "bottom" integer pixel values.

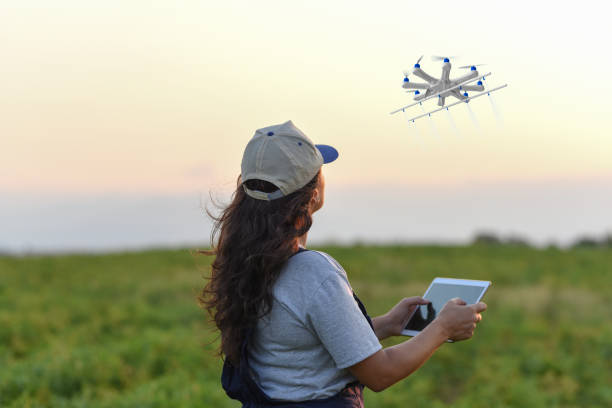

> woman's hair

[{"left": 200, "top": 170, "right": 321, "bottom": 364}]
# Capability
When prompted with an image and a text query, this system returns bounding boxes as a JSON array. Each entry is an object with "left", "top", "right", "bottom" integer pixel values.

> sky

[{"left": 1, "top": 1, "right": 611, "bottom": 252}]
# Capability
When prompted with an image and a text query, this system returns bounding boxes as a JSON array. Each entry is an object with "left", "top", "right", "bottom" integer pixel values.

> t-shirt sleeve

[{"left": 305, "top": 274, "right": 382, "bottom": 369}]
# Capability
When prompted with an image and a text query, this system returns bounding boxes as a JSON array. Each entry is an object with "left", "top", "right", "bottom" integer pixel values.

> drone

[{"left": 390, "top": 55, "right": 507, "bottom": 122}]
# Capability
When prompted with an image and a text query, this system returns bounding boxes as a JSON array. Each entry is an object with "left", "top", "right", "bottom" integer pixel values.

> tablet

[{"left": 401, "top": 277, "right": 491, "bottom": 337}]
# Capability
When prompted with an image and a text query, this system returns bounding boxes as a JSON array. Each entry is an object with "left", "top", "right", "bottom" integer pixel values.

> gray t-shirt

[{"left": 248, "top": 249, "right": 382, "bottom": 401}]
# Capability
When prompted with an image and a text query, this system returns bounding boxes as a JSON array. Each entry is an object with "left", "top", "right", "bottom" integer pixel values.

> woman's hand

[
  {"left": 372, "top": 297, "right": 430, "bottom": 340},
  {"left": 352, "top": 297, "right": 488, "bottom": 392},
  {"left": 434, "top": 298, "right": 487, "bottom": 342}
]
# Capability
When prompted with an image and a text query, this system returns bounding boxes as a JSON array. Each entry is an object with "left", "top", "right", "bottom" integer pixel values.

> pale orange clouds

[{"left": 1, "top": 1, "right": 611, "bottom": 196}]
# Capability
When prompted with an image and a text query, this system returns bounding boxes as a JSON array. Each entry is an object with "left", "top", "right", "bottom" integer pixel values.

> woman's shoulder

[
  {"left": 291, "top": 249, "right": 344, "bottom": 272},
  {"left": 280, "top": 249, "right": 348, "bottom": 288}
]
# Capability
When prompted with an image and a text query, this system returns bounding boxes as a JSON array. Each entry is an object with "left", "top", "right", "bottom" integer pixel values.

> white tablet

[{"left": 401, "top": 277, "right": 491, "bottom": 337}]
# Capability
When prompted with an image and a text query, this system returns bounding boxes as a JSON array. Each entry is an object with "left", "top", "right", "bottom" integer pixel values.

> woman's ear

[
  {"left": 309, "top": 189, "right": 322, "bottom": 213},
  {"left": 309, "top": 190, "right": 318, "bottom": 210}
]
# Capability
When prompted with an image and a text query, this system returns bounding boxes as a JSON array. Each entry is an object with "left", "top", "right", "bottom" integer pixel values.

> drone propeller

[
  {"left": 458, "top": 64, "right": 486, "bottom": 69},
  {"left": 402, "top": 70, "right": 411, "bottom": 82},
  {"left": 410, "top": 55, "right": 424, "bottom": 69},
  {"left": 431, "top": 55, "right": 457, "bottom": 62}
]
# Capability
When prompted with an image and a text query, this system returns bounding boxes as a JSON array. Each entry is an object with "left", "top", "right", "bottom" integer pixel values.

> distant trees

[
  {"left": 472, "top": 232, "right": 502, "bottom": 246},
  {"left": 472, "top": 231, "right": 612, "bottom": 249},
  {"left": 572, "top": 237, "right": 600, "bottom": 248},
  {"left": 571, "top": 233, "right": 612, "bottom": 249},
  {"left": 472, "top": 231, "right": 531, "bottom": 247}
]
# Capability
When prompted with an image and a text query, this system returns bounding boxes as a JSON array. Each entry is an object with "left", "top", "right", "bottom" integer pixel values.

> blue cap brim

[{"left": 315, "top": 144, "right": 339, "bottom": 164}]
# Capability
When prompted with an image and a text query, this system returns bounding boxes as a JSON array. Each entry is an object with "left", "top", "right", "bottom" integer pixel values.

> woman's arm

[
  {"left": 349, "top": 299, "right": 487, "bottom": 392},
  {"left": 371, "top": 316, "right": 390, "bottom": 340}
]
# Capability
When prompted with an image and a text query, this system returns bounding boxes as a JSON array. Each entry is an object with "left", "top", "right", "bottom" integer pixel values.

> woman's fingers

[
  {"left": 402, "top": 296, "right": 430, "bottom": 306},
  {"left": 383, "top": 296, "right": 432, "bottom": 336},
  {"left": 453, "top": 322, "right": 477, "bottom": 341},
  {"left": 445, "top": 300, "right": 486, "bottom": 341},
  {"left": 436, "top": 298, "right": 490, "bottom": 341}
]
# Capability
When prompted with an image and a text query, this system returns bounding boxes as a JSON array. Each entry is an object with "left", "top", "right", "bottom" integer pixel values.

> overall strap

[{"left": 352, "top": 292, "right": 374, "bottom": 330}]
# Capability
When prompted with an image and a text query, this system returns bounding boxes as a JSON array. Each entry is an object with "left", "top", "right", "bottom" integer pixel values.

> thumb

[
  {"left": 401, "top": 297, "right": 430, "bottom": 307},
  {"left": 412, "top": 296, "right": 430, "bottom": 305},
  {"left": 471, "top": 302, "right": 487, "bottom": 313},
  {"left": 450, "top": 297, "right": 467, "bottom": 306}
]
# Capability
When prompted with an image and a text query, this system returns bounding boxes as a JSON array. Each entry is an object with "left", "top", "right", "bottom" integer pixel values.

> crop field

[{"left": 1, "top": 245, "right": 611, "bottom": 407}]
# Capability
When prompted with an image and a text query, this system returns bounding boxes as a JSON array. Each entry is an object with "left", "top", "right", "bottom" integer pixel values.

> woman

[{"left": 202, "top": 121, "right": 487, "bottom": 407}]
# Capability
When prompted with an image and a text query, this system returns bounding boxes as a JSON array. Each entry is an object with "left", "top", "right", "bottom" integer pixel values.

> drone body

[
  {"left": 391, "top": 55, "right": 507, "bottom": 122},
  {"left": 404, "top": 56, "right": 483, "bottom": 106}
]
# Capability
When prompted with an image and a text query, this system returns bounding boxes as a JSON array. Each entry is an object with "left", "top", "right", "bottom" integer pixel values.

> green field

[{"left": 1, "top": 245, "right": 611, "bottom": 407}]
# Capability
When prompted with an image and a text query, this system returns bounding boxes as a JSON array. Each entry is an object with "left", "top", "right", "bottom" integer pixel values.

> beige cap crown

[{"left": 240, "top": 121, "right": 336, "bottom": 201}]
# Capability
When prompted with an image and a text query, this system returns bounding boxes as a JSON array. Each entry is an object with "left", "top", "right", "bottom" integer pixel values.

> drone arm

[
  {"left": 402, "top": 82, "right": 429, "bottom": 90},
  {"left": 450, "top": 89, "right": 466, "bottom": 101},
  {"left": 412, "top": 68, "right": 438, "bottom": 84},
  {"left": 413, "top": 89, "right": 432, "bottom": 101},
  {"left": 441, "top": 63, "right": 451, "bottom": 81},
  {"left": 461, "top": 84, "right": 484, "bottom": 92},
  {"left": 450, "top": 71, "right": 478, "bottom": 86}
]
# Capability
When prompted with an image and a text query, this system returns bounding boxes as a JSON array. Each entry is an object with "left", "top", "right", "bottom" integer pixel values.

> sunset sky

[{"left": 2, "top": 1, "right": 611, "bottom": 251}]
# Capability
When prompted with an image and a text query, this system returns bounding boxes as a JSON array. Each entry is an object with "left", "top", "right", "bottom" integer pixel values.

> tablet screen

[{"left": 404, "top": 282, "right": 488, "bottom": 332}]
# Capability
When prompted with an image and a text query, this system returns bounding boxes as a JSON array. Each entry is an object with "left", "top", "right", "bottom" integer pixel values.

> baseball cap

[{"left": 240, "top": 120, "right": 338, "bottom": 201}]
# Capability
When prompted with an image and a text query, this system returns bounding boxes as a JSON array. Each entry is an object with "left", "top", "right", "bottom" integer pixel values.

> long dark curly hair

[{"left": 200, "top": 170, "right": 321, "bottom": 364}]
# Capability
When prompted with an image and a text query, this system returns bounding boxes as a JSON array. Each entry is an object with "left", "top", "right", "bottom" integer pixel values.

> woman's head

[
  {"left": 240, "top": 120, "right": 336, "bottom": 202},
  {"left": 237, "top": 169, "right": 324, "bottom": 247},
  {"left": 200, "top": 121, "right": 336, "bottom": 364},
  {"left": 244, "top": 170, "right": 325, "bottom": 219}
]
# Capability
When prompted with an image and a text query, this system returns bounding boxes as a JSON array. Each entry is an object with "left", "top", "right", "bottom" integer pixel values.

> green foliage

[{"left": 0, "top": 246, "right": 610, "bottom": 407}]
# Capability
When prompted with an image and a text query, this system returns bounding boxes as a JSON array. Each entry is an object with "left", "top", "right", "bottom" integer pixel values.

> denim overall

[{"left": 221, "top": 249, "right": 374, "bottom": 408}]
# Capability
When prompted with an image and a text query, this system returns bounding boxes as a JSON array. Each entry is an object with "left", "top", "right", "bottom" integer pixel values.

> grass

[{"left": 0, "top": 245, "right": 611, "bottom": 407}]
